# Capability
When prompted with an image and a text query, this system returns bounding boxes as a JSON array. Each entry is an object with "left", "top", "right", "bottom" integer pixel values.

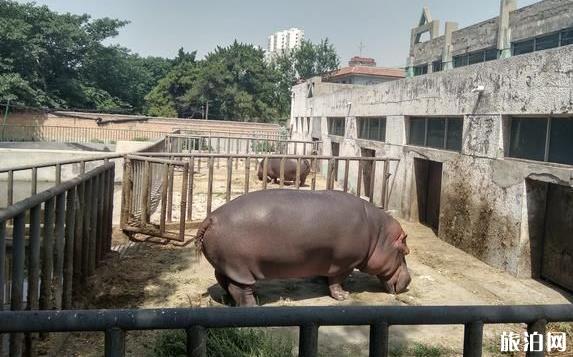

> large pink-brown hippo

[
  {"left": 257, "top": 158, "right": 311, "bottom": 186},
  {"left": 196, "top": 189, "right": 411, "bottom": 306}
]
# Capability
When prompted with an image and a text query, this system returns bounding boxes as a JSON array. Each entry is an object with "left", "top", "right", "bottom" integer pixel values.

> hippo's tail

[{"left": 194, "top": 216, "right": 213, "bottom": 259}]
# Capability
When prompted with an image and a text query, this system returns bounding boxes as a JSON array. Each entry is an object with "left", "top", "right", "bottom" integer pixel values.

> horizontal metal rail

[
  {"left": 139, "top": 152, "right": 399, "bottom": 161},
  {"left": 0, "top": 154, "right": 121, "bottom": 174},
  {"left": 0, "top": 305, "right": 570, "bottom": 357}
]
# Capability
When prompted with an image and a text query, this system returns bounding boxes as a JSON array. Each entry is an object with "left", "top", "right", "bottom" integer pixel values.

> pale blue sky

[{"left": 18, "top": 0, "right": 539, "bottom": 67}]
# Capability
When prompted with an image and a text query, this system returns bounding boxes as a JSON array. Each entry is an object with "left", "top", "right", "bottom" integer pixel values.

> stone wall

[{"left": 290, "top": 45, "right": 573, "bottom": 277}]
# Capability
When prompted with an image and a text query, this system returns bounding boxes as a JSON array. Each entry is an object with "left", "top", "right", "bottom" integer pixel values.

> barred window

[
  {"left": 408, "top": 117, "right": 463, "bottom": 151},
  {"left": 358, "top": 117, "right": 386, "bottom": 142}
]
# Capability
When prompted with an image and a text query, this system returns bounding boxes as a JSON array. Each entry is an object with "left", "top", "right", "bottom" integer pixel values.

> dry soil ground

[{"left": 52, "top": 159, "right": 571, "bottom": 356}]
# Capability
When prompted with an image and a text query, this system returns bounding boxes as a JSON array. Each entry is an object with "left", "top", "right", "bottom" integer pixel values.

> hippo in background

[
  {"left": 196, "top": 190, "right": 411, "bottom": 306},
  {"left": 257, "top": 158, "right": 311, "bottom": 186}
]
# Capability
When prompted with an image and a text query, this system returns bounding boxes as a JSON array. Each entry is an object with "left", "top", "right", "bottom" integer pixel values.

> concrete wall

[{"left": 290, "top": 45, "right": 573, "bottom": 277}]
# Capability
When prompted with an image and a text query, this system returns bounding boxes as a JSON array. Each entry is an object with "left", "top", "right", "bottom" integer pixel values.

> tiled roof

[{"left": 325, "top": 66, "right": 405, "bottom": 79}]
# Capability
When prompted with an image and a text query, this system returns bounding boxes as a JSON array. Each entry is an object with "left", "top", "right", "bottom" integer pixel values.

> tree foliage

[{"left": 0, "top": 0, "right": 171, "bottom": 113}]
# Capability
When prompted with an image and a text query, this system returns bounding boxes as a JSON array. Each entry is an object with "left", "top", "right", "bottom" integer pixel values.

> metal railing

[
  {"left": 0, "top": 124, "right": 171, "bottom": 144},
  {"left": 164, "top": 134, "right": 321, "bottom": 155},
  {"left": 0, "top": 162, "right": 115, "bottom": 356},
  {"left": 121, "top": 153, "right": 399, "bottom": 242},
  {"left": 173, "top": 128, "right": 284, "bottom": 141},
  {"left": 0, "top": 154, "right": 122, "bottom": 207},
  {"left": 0, "top": 304, "right": 571, "bottom": 357}
]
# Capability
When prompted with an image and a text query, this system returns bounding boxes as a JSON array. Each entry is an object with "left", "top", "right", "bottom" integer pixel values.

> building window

[
  {"left": 508, "top": 117, "right": 573, "bottom": 165},
  {"left": 413, "top": 64, "right": 428, "bottom": 76},
  {"left": 358, "top": 117, "right": 387, "bottom": 142},
  {"left": 328, "top": 117, "right": 345, "bottom": 136},
  {"left": 432, "top": 60, "right": 443, "bottom": 72},
  {"left": 453, "top": 48, "right": 498, "bottom": 68},
  {"left": 513, "top": 27, "right": 573, "bottom": 56},
  {"left": 408, "top": 117, "right": 463, "bottom": 151}
]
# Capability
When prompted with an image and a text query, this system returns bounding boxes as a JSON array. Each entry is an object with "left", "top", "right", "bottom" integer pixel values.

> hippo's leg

[
  {"left": 214, "top": 270, "right": 230, "bottom": 295},
  {"left": 328, "top": 271, "right": 351, "bottom": 301},
  {"left": 228, "top": 280, "right": 257, "bottom": 307}
]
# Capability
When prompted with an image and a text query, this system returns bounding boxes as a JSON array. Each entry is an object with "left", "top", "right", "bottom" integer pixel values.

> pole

[
  {"left": 1, "top": 99, "right": 10, "bottom": 141},
  {"left": 205, "top": 101, "right": 209, "bottom": 120}
]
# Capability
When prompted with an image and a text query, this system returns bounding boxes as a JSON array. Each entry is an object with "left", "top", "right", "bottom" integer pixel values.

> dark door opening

[
  {"left": 361, "top": 148, "right": 375, "bottom": 199},
  {"left": 331, "top": 142, "right": 340, "bottom": 181},
  {"left": 414, "top": 159, "right": 443, "bottom": 232}
]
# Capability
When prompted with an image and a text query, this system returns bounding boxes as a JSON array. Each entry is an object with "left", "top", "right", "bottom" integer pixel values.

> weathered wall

[{"left": 290, "top": 45, "right": 573, "bottom": 277}]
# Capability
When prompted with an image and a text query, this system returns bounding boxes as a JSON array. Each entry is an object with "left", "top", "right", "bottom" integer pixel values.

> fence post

[
  {"left": 187, "top": 326, "right": 207, "bottom": 357},
  {"left": 105, "top": 327, "right": 125, "bottom": 357},
  {"left": 244, "top": 157, "right": 251, "bottom": 194},
  {"left": 63, "top": 187, "right": 76, "bottom": 309},
  {"left": 10, "top": 213, "right": 26, "bottom": 356},
  {"left": 279, "top": 157, "right": 286, "bottom": 188},
  {"left": 40, "top": 198, "right": 55, "bottom": 313},
  {"left": 526, "top": 320, "right": 546, "bottom": 357},
  {"left": 26, "top": 205, "right": 41, "bottom": 354},
  {"left": 226, "top": 157, "right": 232, "bottom": 202},
  {"left": 54, "top": 193, "right": 66, "bottom": 308},
  {"left": 179, "top": 162, "right": 189, "bottom": 242},
  {"left": 207, "top": 157, "right": 214, "bottom": 214},
  {"left": 295, "top": 158, "right": 301, "bottom": 189},
  {"left": 343, "top": 159, "right": 349, "bottom": 192},
  {"left": 462, "top": 321, "right": 483, "bottom": 357},
  {"left": 369, "top": 322, "right": 389, "bottom": 357},
  {"left": 262, "top": 158, "right": 268, "bottom": 190},
  {"left": 120, "top": 159, "right": 132, "bottom": 229},
  {"left": 299, "top": 324, "right": 318, "bottom": 357},
  {"left": 7, "top": 170, "right": 13, "bottom": 206},
  {"left": 187, "top": 157, "right": 195, "bottom": 221},
  {"left": 160, "top": 164, "right": 169, "bottom": 234}
]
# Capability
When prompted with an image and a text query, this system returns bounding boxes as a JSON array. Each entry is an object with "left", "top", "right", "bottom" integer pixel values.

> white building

[{"left": 267, "top": 28, "right": 304, "bottom": 56}]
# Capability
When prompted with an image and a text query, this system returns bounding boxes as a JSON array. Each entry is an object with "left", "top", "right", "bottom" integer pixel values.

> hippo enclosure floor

[{"left": 51, "top": 220, "right": 572, "bottom": 357}]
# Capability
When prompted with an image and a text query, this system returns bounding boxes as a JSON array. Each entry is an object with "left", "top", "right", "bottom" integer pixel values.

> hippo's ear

[{"left": 392, "top": 232, "right": 410, "bottom": 256}]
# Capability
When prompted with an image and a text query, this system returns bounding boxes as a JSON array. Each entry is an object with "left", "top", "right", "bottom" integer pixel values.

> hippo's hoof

[{"left": 331, "top": 290, "right": 350, "bottom": 301}]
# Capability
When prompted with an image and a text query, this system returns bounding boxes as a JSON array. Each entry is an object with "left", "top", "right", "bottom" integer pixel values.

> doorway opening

[{"left": 414, "top": 159, "right": 443, "bottom": 232}]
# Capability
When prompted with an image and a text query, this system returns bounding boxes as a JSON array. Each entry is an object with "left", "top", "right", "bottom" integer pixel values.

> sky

[{"left": 17, "top": 0, "right": 540, "bottom": 68}]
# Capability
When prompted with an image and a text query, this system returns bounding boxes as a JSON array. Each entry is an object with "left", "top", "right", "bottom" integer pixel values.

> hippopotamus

[
  {"left": 196, "top": 189, "right": 411, "bottom": 306},
  {"left": 257, "top": 158, "right": 311, "bottom": 186}
]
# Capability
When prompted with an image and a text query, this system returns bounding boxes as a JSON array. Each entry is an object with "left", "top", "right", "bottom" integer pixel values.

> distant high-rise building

[{"left": 267, "top": 28, "right": 304, "bottom": 56}]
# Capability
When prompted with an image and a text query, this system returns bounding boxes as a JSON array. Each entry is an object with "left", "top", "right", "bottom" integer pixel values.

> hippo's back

[{"left": 200, "top": 190, "right": 378, "bottom": 284}]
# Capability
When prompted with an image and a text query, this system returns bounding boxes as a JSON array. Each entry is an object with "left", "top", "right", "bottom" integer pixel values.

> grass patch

[
  {"left": 390, "top": 343, "right": 454, "bottom": 357},
  {"left": 150, "top": 328, "right": 294, "bottom": 357}
]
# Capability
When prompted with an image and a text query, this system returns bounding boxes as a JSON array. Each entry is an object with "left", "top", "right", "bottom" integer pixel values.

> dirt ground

[{"left": 59, "top": 159, "right": 572, "bottom": 356}]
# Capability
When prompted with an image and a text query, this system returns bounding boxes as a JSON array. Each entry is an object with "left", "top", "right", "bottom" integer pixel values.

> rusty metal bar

[
  {"left": 167, "top": 163, "right": 175, "bottom": 222},
  {"left": 179, "top": 162, "right": 189, "bottom": 242},
  {"left": 187, "top": 157, "right": 195, "bottom": 221},
  {"left": 54, "top": 192, "right": 66, "bottom": 308},
  {"left": 226, "top": 157, "right": 232, "bottom": 202},
  {"left": 63, "top": 187, "right": 76, "bottom": 309},
  {"left": 206, "top": 157, "right": 214, "bottom": 214},
  {"left": 279, "top": 157, "right": 286, "bottom": 188},
  {"left": 262, "top": 158, "right": 269, "bottom": 190},
  {"left": 343, "top": 159, "right": 350, "bottom": 192},
  {"left": 244, "top": 157, "right": 251, "bottom": 194},
  {"left": 160, "top": 164, "right": 169, "bottom": 234}
]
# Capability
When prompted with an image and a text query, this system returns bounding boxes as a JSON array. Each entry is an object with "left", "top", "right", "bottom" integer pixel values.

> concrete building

[
  {"left": 290, "top": 0, "right": 573, "bottom": 292},
  {"left": 267, "top": 28, "right": 304, "bottom": 56},
  {"left": 323, "top": 57, "right": 405, "bottom": 85}
]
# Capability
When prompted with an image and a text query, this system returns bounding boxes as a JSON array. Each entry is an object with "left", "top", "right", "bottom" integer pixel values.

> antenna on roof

[{"left": 358, "top": 41, "right": 365, "bottom": 56}]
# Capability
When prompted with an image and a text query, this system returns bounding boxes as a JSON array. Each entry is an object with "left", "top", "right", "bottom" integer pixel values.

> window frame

[
  {"left": 512, "top": 27, "right": 573, "bottom": 56},
  {"left": 408, "top": 116, "right": 464, "bottom": 152},
  {"left": 357, "top": 117, "right": 387, "bottom": 142},
  {"left": 328, "top": 117, "right": 346, "bottom": 137},
  {"left": 413, "top": 64, "right": 428, "bottom": 76},
  {"left": 453, "top": 47, "right": 498, "bottom": 68},
  {"left": 432, "top": 60, "right": 443, "bottom": 73},
  {"left": 507, "top": 116, "right": 573, "bottom": 165}
]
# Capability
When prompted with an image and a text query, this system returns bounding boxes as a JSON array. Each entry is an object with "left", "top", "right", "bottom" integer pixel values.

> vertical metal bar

[
  {"left": 54, "top": 193, "right": 66, "bottom": 309},
  {"left": 187, "top": 157, "right": 195, "bottom": 221},
  {"left": 95, "top": 173, "right": 104, "bottom": 265},
  {"left": 105, "top": 327, "right": 125, "bottom": 357},
  {"left": 462, "top": 321, "right": 483, "bottom": 357},
  {"left": 160, "top": 164, "right": 169, "bottom": 234},
  {"left": 167, "top": 164, "right": 175, "bottom": 222},
  {"left": 299, "top": 324, "right": 318, "bottom": 357},
  {"left": 262, "top": 158, "right": 268, "bottom": 190},
  {"left": 120, "top": 159, "right": 132, "bottom": 229},
  {"left": 63, "top": 188, "right": 76, "bottom": 309},
  {"left": 343, "top": 159, "right": 349, "bottom": 192},
  {"left": 357, "top": 160, "right": 363, "bottom": 197},
  {"left": 326, "top": 159, "right": 333, "bottom": 190},
  {"left": 381, "top": 161, "right": 390, "bottom": 210},
  {"left": 26, "top": 204, "right": 41, "bottom": 354},
  {"left": 0, "top": 221, "right": 5, "bottom": 353},
  {"left": 31, "top": 167, "right": 37, "bottom": 195},
  {"left": 104, "top": 165, "right": 114, "bottom": 254},
  {"left": 141, "top": 161, "right": 150, "bottom": 225},
  {"left": 526, "top": 320, "right": 546, "bottom": 357},
  {"left": 369, "top": 160, "right": 376, "bottom": 203},
  {"left": 80, "top": 160, "right": 86, "bottom": 174},
  {"left": 74, "top": 182, "right": 85, "bottom": 292},
  {"left": 369, "top": 322, "right": 389, "bottom": 357},
  {"left": 279, "top": 157, "right": 286, "bottom": 188},
  {"left": 226, "top": 157, "right": 232, "bottom": 202},
  {"left": 311, "top": 158, "right": 317, "bottom": 191},
  {"left": 179, "top": 163, "right": 189, "bottom": 242},
  {"left": 544, "top": 118, "right": 551, "bottom": 162},
  {"left": 40, "top": 197, "right": 55, "bottom": 311},
  {"left": 55, "top": 163, "right": 62, "bottom": 185},
  {"left": 244, "top": 157, "right": 251, "bottom": 194},
  {"left": 295, "top": 158, "right": 301, "bottom": 189},
  {"left": 82, "top": 180, "right": 92, "bottom": 283},
  {"left": 7, "top": 170, "right": 13, "bottom": 206},
  {"left": 10, "top": 213, "right": 26, "bottom": 356},
  {"left": 88, "top": 175, "right": 98, "bottom": 275},
  {"left": 187, "top": 326, "right": 207, "bottom": 357},
  {"left": 206, "top": 157, "right": 214, "bottom": 214}
]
